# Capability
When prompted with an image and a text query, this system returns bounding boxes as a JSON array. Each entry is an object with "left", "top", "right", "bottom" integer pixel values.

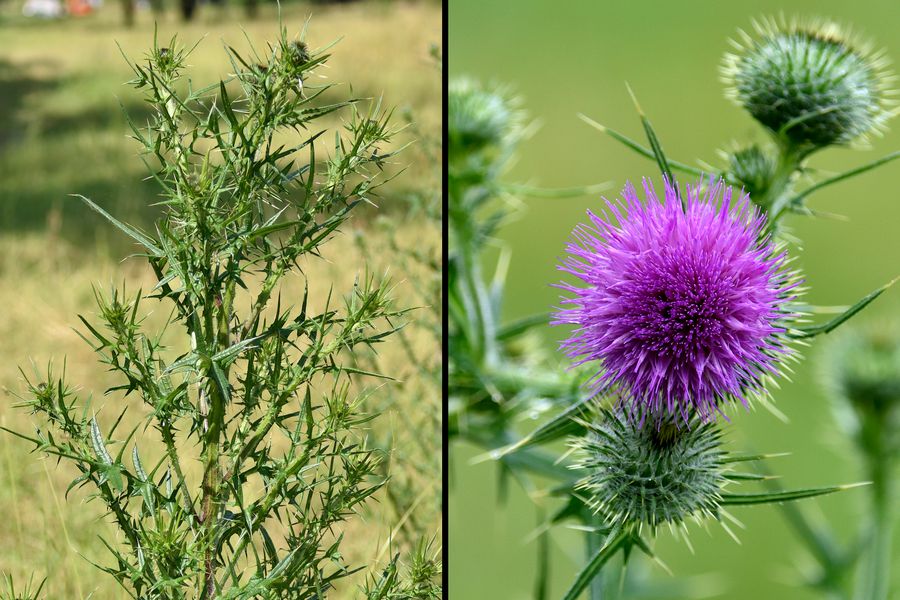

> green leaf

[
  {"left": 625, "top": 84, "right": 679, "bottom": 205},
  {"left": 90, "top": 416, "right": 112, "bottom": 466},
  {"left": 721, "top": 452, "right": 789, "bottom": 464},
  {"left": 75, "top": 195, "right": 162, "bottom": 256},
  {"left": 132, "top": 446, "right": 147, "bottom": 481},
  {"left": 104, "top": 464, "right": 125, "bottom": 492},
  {"left": 720, "top": 482, "right": 868, "bottom": 505},
  {"left": 788, "top": 150, "right": 900, "bottom": 207},
  {"left": 577, "top": 114, "right": 706, "bottom": 178},
  {"left": 498, "top": 182, "right": 612, "bottom": 199},
  {"left": 210, "top": 360, "right": 232, "bottom": 406},
  {"left": 562, "top": 530, "right": 628, "bottom": 600},
  {"left": 790, "top": 277, "right": 898, "bottom": 338},
  {"left": 211, "top": 334, "right": 264, "bottom": 365},
  {"left": 491, "top": 394, "right": 596, "bottom": 458},
  {"left": 496, "top": 313, "right": 549, "bottom": 341}
]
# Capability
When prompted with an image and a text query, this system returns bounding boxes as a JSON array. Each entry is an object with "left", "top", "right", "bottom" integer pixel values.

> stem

[
  {"left": 587, "top": 515, "right": 605, "bottom": 600},
  {"left": 860, "top": 447, "right": 893, "bottom": 600},
  {"left": 449, "top": 181, "right": 498, "bottom": 368},
  {"left": 763, "top": 145, "right": 805, "bottom": 228}
]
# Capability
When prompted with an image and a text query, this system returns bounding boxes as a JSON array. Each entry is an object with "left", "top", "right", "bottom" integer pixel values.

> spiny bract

[
  {"left": 555, "top": 178, "right": 802, "bottom": 425},
  {"left": 722, "top": 17, "right": 895, "bottom": 150},
  {"left": 572, "top": 409, "right": 727, "bottom": 530}
]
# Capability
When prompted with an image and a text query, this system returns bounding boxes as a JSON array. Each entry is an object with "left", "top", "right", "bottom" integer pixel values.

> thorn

[
  {"left": 577, "top": 113, "right": 607, "bottom": 133},
  {"left": 624, "top": 81, "right": 644, "bottom": 116}
]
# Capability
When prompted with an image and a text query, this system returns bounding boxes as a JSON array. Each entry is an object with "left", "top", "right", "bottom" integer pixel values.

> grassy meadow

[{"left": 0, "top": 1, "right": 441, "bottom": 598}]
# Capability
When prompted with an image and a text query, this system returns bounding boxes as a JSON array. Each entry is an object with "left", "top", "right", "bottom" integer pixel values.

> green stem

[
  {"left": 449, "top": 180, "right": 499, "bottom": 367},
  {"left": 587, "top": 516, "right": 605, "bottom": 600},
  {"left": 763, "top": 146, "right": 805, "bottom": 228},
  {"left": 861, "top": 450, "right": 893, "bottom": 600}
]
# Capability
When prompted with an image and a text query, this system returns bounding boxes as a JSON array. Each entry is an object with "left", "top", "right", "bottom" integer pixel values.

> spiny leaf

[
  {"left": 625, "top": 84, "right": 678, "bottom": 204},
  {"left": 562, "top": 529, "right": 628, "bottom": 600},
  {"left": 720, "top": 482, "right": 869, "bottom": 505},
  {"left": 788, "top": 150, "right": 900, "bottom": 207},
  {"left": 211, "top": 334, "right": 265, "bottom": 365},
  {"left": 75, "top": 195, "right": 162, "bottom": 256},
  {"left": 91, "top": 416, "right": 112, "bottom": 466},
  {"left": 790, "top": 277, "right": 898, "bottom": 338},
  {"left": 496, "top": 313, "right": 549, "bottom": 341},
  {"left": 577, "top": 114, "right": 706, "bottom": 178},
  {"left": 488, "top": 393, "right": 598, "bottom": 459},
  {"left": 722, "top": 452, "right": 789, "bottom": 464}
]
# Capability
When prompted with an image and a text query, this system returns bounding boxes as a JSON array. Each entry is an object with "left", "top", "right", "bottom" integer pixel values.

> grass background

[
  {"left": 0, "top": 1, "right": 441, "bottom": 598},
  {"left": 449, "top": 0, "right": 900, "bottom": 599}
]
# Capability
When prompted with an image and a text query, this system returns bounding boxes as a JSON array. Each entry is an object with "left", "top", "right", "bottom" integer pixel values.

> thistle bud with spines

[
  {"left": 821, "top": 322, "right": 900, "bottom": 458},
  {"left": 722, "top": 16, "right": 896, "bottom": 155},
  {"left": 571, "top": 409, "right": 727, "bottom": 533}
]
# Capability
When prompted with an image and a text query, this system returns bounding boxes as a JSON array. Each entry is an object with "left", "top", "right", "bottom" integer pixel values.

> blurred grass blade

[
  {"left": 790, "top": 277, "right": 899, "bottom": 338},
  {"left": 562, "top": 530, "right": 627, "bottom": 600},
  {"left": 720, "top": 482, "right": 869, "bottom": 505}
]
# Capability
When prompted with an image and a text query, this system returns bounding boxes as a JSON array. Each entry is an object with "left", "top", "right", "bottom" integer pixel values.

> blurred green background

[{"left": 449, "top": 0, "right": 900, "bottom": 598}]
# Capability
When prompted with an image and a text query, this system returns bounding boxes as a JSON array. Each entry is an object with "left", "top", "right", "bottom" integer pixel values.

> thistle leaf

[
  {"left": 489, "top": 394, "right": 594, "bottom": 458},
  {"left": 790, "top": 277, "right": 898, "bottom": 338},
  {"left": 788, "top": 150, "right": 900, "bottom": 207},
  {"left": 561, "top": 529, "right": 627, "bottom": 600},
  {"left": 90, "top": 416, "right": 112, "bottom": 466},
  {"left": 720, "top": 482, "right": 868, "bottom": 505},
  {"left": 75, "top": 195, "right": 162, "bottom": 256}
]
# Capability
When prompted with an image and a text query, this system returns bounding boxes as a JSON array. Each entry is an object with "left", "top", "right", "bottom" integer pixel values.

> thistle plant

[
  {"left": 3, "top": 25, "right": 439, "bottom": 599},
  {"left": 450, "top": 13, "right": 899, "bottom": 600}
]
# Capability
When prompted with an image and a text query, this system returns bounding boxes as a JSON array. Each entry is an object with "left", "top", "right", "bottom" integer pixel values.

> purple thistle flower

[{"left": 554, "top": 178, "right": 801, "bottom": 425}]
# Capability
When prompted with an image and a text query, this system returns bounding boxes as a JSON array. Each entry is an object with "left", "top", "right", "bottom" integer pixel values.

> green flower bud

[
  {"left": 723, "top": 143, "right": 777, "bottom": 203},
  {"left": 723, "top": 17, "right": 895, "bottom": 152},
  {"left": 572, "top": 410, "right": 726, "bottom": 530},
  {"left": 820, "top": 322, "right": 900, "bottom": 456},
  {"left": 448, "top": 78, "right": 515, "bottom": 155},
  {"left": 288, "top": 41, "right": 310, "bottom": 67}
]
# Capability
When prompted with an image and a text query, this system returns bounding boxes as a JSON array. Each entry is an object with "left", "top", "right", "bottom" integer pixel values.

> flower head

[
  {"left": 572, "top": 409, "right": 726, "bottom": 530},
  {"left": 722, "top": 17, "right": 895, "bottom": 151},
  {"left": 555, "top": 178, "right": 801, "bottom": 424}
]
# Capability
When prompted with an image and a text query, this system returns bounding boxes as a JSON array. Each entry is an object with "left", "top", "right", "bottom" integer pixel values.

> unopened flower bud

[
  {"left": 724, "top": 144, "right": 776, "bottom": 204},
  {"left": 572, "top": 409, "right": 726, "bottom": 530},
  {"left": 723, "top": 18, "right": 895, "bottom": 152}
]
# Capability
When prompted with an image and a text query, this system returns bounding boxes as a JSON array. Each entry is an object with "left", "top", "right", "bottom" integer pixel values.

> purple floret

[{"left": 554, "top": 178, "right": 800, "bottom": 424}]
